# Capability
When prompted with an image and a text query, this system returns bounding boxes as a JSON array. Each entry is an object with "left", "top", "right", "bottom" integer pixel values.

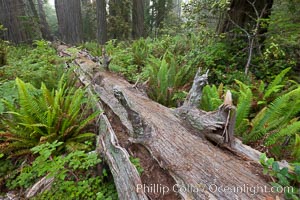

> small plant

[
  {"left": 1, "top": 40, "right": 64, "bottom": 89},
  {"left": 9, "top": 141, "right": 117, "bottom": 199},
  {"left": 260, "top": 153, "right": 300, "bottom": 199},
  {"left": 0, "top": 76, "right": 100, "bottom": 158},
  {"left": 143, "top": 51, "right": 195, "bottom": 107},
  {"left": 129, "top": 156, "right": 144, "bottom": 175},
  {"left": 200, "top": 84, "right": 223, "bottom": 111}
]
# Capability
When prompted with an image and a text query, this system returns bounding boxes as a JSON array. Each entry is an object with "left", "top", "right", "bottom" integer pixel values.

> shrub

[
  {"left": 0, "top": 76, "right": 100, "bottom": 158},
  {"left": 260, "top": 153, "right": 300, "bottom": 199},
  {"left": 9, "top": 141, "right": 117, "bottom": 200}
]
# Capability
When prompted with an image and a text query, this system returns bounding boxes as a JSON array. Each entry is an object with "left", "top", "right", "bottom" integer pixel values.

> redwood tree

[
  {"left": 55, "top": 0, "right": 83, "bottom": 44},
  {"left": 218, "top": 0, "right": 273, "bottom": 35},
  {"left": 96, "top": 0, "right": 107, "bottom": 44},
  {"left": 132, "top": 0, "right": 145, "bottom": 39},
  {"left": 37, "top": 0, "right": 53, "bottom": 41},
  {"left": 0, "top": 0, "right": 30, "bottom": 43}
]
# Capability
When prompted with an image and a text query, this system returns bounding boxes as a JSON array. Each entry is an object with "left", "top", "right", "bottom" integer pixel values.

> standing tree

[
  {"left": 55, "top": 0, "right": 83, "bottom": 44},
  {"left": 156, "top": 0, "right": 167, "bottom": 29},
  {"left": 218, "top": 0, "right": 273, "bottom": 34},
  {"left": 108, "top": 0, "right": 131, "bottom": 40},
  {"left": 82, "top": 0, "right": 97, "bottom": 41},
  {"left": 217, "top": 0, "right": 273, "bottom": 75},
  {"left": 172, "top": 0, "right": 182, "bottom": 18},
  {"left": 0, "top": 0, "right": 30, "bottom": 43},
  {"left": 37, "top": 0, "right": 53, "bottom": 41},
  {"left": 147, "top": 0, "right": 174, "bottom": 36},
  {"left": 96, "top": 0, "right": 107, "bottom": 44},
  {"left": 132, "top": 0, "right": 145, "bottom": 39}
]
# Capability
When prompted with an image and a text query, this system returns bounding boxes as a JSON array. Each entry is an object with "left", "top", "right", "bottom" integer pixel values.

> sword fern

[{"left": 0, "top": 77, "right": 100, "bottom": 158}]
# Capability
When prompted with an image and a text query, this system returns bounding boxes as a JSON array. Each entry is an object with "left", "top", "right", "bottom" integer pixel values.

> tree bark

[
  {"left": 59, "top": 47, "right": 281, "bottom": 200},
  {"left": 96, "top": 0, "right": 107, "bottom": 45},
  {"left": 55, "top": 0, "right": 83, "bottom": 44},
  {"left": 132, "top": 0, "right": 145, "bottom": 39},
  {"left": 218, "top": 0, "right": 273, "bottom": 35},
  {"left": 108, "top": 0, "right": 131, "bottom": 40},
  {"left": 156, "top": 0, "right": 167, "bottom": 29},
  {"left": 37, "top": 0, "right": 53, "bottom": 41},
  {"left": 0, "top": 0, "right": 30, "bottom": 43}
]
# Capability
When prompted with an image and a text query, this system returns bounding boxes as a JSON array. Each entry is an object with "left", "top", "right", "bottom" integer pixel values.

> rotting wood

[
  {"left": 76, "top": 68, "right": 148, "bottom": 200},
  {"left": 25, "top": 176, "right": 54, "bottom": 198},
  {"left": 60, "top": 46, "right": 281, "bottom": 200}
]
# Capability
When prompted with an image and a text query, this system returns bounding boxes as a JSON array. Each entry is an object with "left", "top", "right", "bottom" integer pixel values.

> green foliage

[
  {"left": 1, "top": 40, "right": 64, "bottom": 89},
  {"left": 0, "top": 81, "right": 17, "bottom": 114},
  {"left": 82, "top": 1, "right": 97, "bottom": 41},
  {"left": 143, "top": 51, "right": 194, "bottom": 107},
  {"left": 129, "top": 156, "right": 144, "bottom": 175},
  {"left": 229, "top": 68, "right": 300, "bottom": 160},
  {"left": 200, "top": 68, "right": 300, "bottom": 161},
  {"left": 107, "top": 0, "right": 131, "bottom": 40},
  {"left": 260, "top": 153, "right": 300, "bottom": 199},
  {"left": 9, "top": 141, "right": 117, "bottom": 200},
  {"left": 82, "top": 42, "right": 102, "bottom": 57},
  {"left": 0, "top": 76, "right": 100, "bottom": 158},
  {"left": 200, "top": 84, "right": 223, "bottom": 111},
  {"left": 0, "top": 24, "right": 8, "bottom": 67},
  {"left": 263, "top": 67, "right": 291, "bottom": 101},
  {"left": 292, "top": 134, "right": 300, "bottom": 161},
  {"left": 245, "top": 86, "right": 300, "bottom": 144},
  {"left": 234, "top": 80, "right": 252, "bottom": 136},
  {"left": 261, "top": 0, "right": 300, "bottom": 81}
]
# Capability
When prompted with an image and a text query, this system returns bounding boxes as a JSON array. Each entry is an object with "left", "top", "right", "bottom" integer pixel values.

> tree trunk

[
  {"left": 28, "top": 0, "right": 39, "bottom": 21},
  {"left": 56, "top": 46, "right": 282, "bottom": 200},
  {"left": 132, "top": 0, "right": 145, "bottom": 39},
  {"left": 96, "top": 0, "right": 107, "bottom": 45},
  {"left": 218, "top": 0, "right": 273, "bottom": 35},
  {"left": 0, "top": 0, "right": 30, "bottom": 43},
  {"left": 156, "top": 0, "right": 166, "bottom": 29},
  {"left": 172, "top": 0, "right": 181, "bottom": 18},
  {"left": 37, "top": 0, "right": 53, "bottom": 41},
  {"left": 55, "top": 0, "right": 83, "bottom": 44},
  {"left": 108, "top": 0, "right": 131, "bottom": 40}
]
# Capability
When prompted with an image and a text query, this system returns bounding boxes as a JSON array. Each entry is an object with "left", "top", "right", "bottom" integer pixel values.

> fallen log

[{"left": 61, "top": 46, "right": 280, "bottom": 200}]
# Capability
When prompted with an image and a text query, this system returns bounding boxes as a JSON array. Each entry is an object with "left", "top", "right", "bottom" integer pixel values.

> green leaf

[
  {"left": 264, "top": 67, "right": 290, "bottom": 99},
  {"left": 276, "top": 173, "right": 290, "bottom": 186},
  {"left": 270, "top": 182, "right": 283, "bottom": 192},
  {"left": 272, "top": 162, "right": 280, "bottom": 172}
]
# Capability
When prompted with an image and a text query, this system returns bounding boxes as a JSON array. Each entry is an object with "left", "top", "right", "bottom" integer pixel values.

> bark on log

[
  {"left": 25, "top": 176, "right": 54, "bottom": 198},
  {"left": 61, "top": 47, "right": 280, "bottom": 200},
  {"left": 75, "top": 64, "right": 148, "bottom": 200}
]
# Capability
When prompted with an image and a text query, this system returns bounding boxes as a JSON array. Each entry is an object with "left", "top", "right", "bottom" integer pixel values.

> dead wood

[
  {"left": 25, "top": 176, "right": 54, "bottom": 198},
  {"left": 59, "top": 46, "right": 281, "bottom": 200}
]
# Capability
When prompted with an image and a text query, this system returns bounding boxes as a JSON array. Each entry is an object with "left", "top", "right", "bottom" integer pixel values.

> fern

[
  {"left": 264, "top": 67, "right": 290, "bottom": 99},
  {"left": 235, "top": 80, "right": 253, "bottom": 136},
  {"left": 145, "top": 51, "right": 194, "bottom": 107},
  {"left": 0, "top": 77, "right": 100, "bottom": 158},
  {"left": 200, "top": 85, "right": 222, "bottom": 111},
  {"left": 265, "top": 120, "right": 300, "bottom": 146},
  {"left": 244, "top": 87, "right": 300, "bottom": 143},
  {"left": 292, "top": 134, "right": 300, "bottom": 161}
]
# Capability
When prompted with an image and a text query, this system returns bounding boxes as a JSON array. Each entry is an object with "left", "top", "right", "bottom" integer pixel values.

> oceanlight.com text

[{"left": 136, "top": 183, "right": 294, "bottom": 196}]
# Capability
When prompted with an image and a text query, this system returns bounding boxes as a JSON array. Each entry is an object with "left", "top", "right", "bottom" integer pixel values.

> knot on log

[
  {"left": 113, "top": 87, "right": 152, "bottom": 142},
  {"left": 178, "top": 69, "right": 236, "bottom": 146},
  {"left": 183, "top": 68, "right": 209, "bottom": 108}
]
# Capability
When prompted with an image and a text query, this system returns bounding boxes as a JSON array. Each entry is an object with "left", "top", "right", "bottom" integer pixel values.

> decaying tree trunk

[{"left": 57, "top": 46, "right": 280, "bottom": 200}]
